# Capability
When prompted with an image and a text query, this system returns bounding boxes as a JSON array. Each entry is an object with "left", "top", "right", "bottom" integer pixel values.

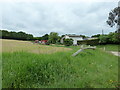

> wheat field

[{"left": 1, "top": 39, "right": 72, "bottom": 54}]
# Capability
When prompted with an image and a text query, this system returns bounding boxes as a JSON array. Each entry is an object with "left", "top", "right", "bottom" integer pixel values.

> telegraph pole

[{"left": 102, "top": 29, "right": 104, "bottom": 35}]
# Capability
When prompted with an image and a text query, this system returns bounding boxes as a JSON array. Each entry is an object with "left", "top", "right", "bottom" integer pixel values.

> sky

[{"left": 0, "top": 0, "right": 119, "bottom": 37}]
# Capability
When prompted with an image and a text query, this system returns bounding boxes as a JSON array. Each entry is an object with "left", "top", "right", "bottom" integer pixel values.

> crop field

[
  {"left": 1, "top": 39, "right": 119, "bottom": 88},
  {"left": 1, "top": 39, "right": 72, "bottom": 54}
]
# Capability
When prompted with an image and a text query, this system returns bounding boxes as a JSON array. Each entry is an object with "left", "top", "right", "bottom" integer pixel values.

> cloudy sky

[{"left": 0, "top": 0, "right": 119, "bottom": 37}]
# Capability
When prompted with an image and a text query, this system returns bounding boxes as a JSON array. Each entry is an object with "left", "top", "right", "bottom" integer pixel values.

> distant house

[
  {"left": 41, "top": 40, "right": 48, "bottom": 44},
  {"left": 34, "top": 40, "right": 39, "bottom": 43},
  {"left": 61, "top": 34, "right": 83, "bottom": 45}
]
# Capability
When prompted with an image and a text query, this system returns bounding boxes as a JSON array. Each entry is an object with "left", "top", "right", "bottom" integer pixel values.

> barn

[
  {"left": 41, "top": 40, "right": 48, "bottom": 44},
  {"left": 61, "top": 34, "right": 83, "bottom": 45}
]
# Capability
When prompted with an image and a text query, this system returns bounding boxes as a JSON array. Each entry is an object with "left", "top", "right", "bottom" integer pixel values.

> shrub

[
  {"left": 63, "top": 38, "right": 73, "bottom": 46},
  {"left": 46, "top": 41, "right": 50, "bottom": 45},
  {"left": 99, "top": 32, "right": 120, "bottom": 44},
  {"left": 77, "top": 39, "right": 99, "bottom": 46},
  {"left": 99, "top": 35, "right": 109, "bottom": 44}
]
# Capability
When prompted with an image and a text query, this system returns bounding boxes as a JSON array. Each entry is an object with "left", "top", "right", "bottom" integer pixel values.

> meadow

[
  {"left": 97, "top": 44, "right": 119, "bottom": 52},
  {"left": 1, "top": 39, "right": 119, "bottom": 88}
]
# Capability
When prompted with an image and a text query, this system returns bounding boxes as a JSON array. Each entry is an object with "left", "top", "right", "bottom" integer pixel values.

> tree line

[
  {"left": 0, "top": 30, "right": 34, "bottom": 40},
  {"left": 0, "top": 29, "right": 119, "bottom": 45},
  {"left": 0, "top": 30, "right": 62, "bottom": 43},
  {"left": 99, "top": 32, "right": 120, "bottom": 44}
]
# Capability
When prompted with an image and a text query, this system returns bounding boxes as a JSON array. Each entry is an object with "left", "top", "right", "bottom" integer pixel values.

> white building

[{"left": 61, "top": 34, "right": 83, "bottom": 45}]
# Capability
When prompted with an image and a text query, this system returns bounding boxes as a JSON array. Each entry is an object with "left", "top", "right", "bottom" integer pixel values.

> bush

[
  {"left": 99, "top": 35, "right": 109, "bottom": 44},
  {"left": 46, "top": 41, "right": 50, "bottom": 45},
  {"left": 63, "top": 38, "right": 73, "bottom": 46},
  {"left": 99, "top": 32, "right": 120, "bottom": 44},
  {"left": 77, "top": 39, "right": 99, "bottom": 46}
]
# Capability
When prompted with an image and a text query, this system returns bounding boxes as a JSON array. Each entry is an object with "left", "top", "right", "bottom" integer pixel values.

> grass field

[
  {"left": 97, "top": 44, "right": 119, "bottom": 52},
  {"left": 1, "top": 39, "right": 119, "bottom": 88},
  {"left": 1, "top": 39, "right": 72, "bottom": 54}
]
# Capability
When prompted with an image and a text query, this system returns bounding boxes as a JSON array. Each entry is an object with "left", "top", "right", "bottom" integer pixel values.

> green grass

[
  {"left": 97, "top": 44, "right": 119, "bottom": 52},
  {"left": 0, "top": 53, "right": 2, "bottom": 89},
  {"left": 2, "top": 47, "right": 118, "bottom": 88}
]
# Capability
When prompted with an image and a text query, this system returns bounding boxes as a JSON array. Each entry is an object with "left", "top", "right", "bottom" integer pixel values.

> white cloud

[
  {"left": 0, "top": 0, "right": 119, "bottom": 3},
  {"left": 0, "top": 1, "right": 118, "bottom": 36}
]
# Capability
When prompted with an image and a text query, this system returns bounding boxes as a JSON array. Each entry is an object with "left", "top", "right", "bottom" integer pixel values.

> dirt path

[
  {"left": 110, "top": 51, "right": 120, "bottom": 57},
  {"left": 100, "top": 48, "right": 120, "bottom": 57}
]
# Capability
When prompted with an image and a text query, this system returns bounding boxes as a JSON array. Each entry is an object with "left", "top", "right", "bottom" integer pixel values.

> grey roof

[{"left": 66, "top": 34, "right": 82, "bottom": 37}]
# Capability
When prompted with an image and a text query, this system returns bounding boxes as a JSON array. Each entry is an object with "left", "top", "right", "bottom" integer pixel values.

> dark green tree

[
  {"left": 99, "top": 35, "right": 109, "bottom": 44},
  {"left": 1, "top": 30, "right": 33, "bottom": 40},
  {"left": 106, "top": 3, "right": 120, "bottom": 33},
  {"left": 91, "top": 34, "right": 101, "bottom": 38},
  {"left": 63, "top": 38, "right": 73, "bottom": 46},
  {"left": 48, "top": 32, "right": 59, "bottom": 44},
  {"left": 41, "top": 34, "right": 49, "bottom": 40}
]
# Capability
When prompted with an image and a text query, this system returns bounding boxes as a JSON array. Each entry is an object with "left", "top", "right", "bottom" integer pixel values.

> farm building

[
  {"left": 41, "top": 40, "right": 48, "bottom": 44},
  {"left": 61, "top": 34, "right": 83, "bottom": 45},
  {"left": 34, "top": 40, "right": 39, "bottom": 43},
  {"left": 61, "top": 34, "right": 99, "bottom": 45},
  {"left": 34, "top": 40, "right": 48, "bottom": 44}
]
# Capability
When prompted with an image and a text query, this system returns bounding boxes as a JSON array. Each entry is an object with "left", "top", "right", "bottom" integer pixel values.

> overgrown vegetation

[
  {"left": 0, "top": 30, "right": 33, "bottom": 40},
  {"left": 99, "top": 32, "right": 120, "bottom": 44},
  {"left": 2, "top": 40, "right": 118, "bottom": 88},
  {"left": 48, "top": 32, "right": 60, "bottom": 44},
  {"left": 78, "top": 39, "right": 99, "bottom": 46},
  {"left": 63, "top": 38, "right": 73, "bottom": 46},
  {"left": 97, "top": 44, "right": 119, "bottom": 52}
]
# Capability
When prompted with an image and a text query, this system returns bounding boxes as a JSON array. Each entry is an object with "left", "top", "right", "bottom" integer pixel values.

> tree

[
  {"left": 79, "top": 35, "right": 87, "bottom": 39},
  {"left": 1, "top": 30, "right": 33, "bottom": 40},
  {"left": 91, "top": 34, "right": 101, "bottom": 38},
  {"left": 48, "top": 32, "right": 59, "bottom": 44},
  {"left": 108, "top": 32, "right": 120, "bottom": 44},
  {"left": 99, "top": 32, "right": 120, "bottom": 44},
  {"left": 106, "top": 2, "right": 120, "bottom": 33},
  {"left": 41, "top": 34, "right": 49, "bottom": 40},
  {"left": 99, "top": 35, "right": 109, "bottom": 44},
  {"left": 63, "top": 38, "right": 73, "bottom": 46}
]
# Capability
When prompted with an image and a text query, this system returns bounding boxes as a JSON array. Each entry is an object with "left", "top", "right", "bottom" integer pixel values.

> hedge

[{"left": 77, "top": 39, "right": 99, "bottom": 46}]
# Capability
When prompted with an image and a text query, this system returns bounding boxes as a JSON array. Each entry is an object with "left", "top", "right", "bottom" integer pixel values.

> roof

[
  {"left": 41, "top": 40, "right": 48, "bottom": 42},
  {"left": 84, "top": 37, "right": 98, "bottom": 40},
  {"left": 65, "top": 34, "right": 83, "bottom": 37}
]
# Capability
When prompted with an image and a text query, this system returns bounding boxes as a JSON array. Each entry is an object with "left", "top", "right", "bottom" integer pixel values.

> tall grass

[
  {"left": 97, "top": 44, "right": 119, "bottom": 52},
  {"left": 1, "top": 39, "right": 71, "bottom": 54},
  {"left": 2, "top": 48, "right": 118, "bottom": 88},
  {"left": 0, "top": 53, "right": 2, "bottom": 89}
]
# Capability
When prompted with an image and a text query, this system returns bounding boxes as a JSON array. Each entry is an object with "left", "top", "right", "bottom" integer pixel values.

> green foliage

[
  {"left": 78, "top": 39, "right": 99, "bottom": 46},
  {"left": 2, "top": 47, "right": 118, "bottom": 88},
  {"left": 0, "top": 30, "right": 33, "bottom": 40},
  {"left": 97, "top": 44, "right": 119, "bottom": 52},
  {"left": 48, "top": 32, "right": 59, "bottom": 44},
  {"left": 63, "top": 38, "right": 73, "bottom": 46},
  {"left": 106, "top": 6, "right": 120, "bottom": 33},
  {"left": 45, "top": 41, "right": 50, "bottom": 45},
  {"left": 41, "top": 34, "right": 49, "bottom": 40},
  {"left": 33, "top": 37, "right": 42, "bottom": 41},
  {"left": 99, "top": 32, "right": 120, "bottom": 44},
  {"left": 91, "top": 34, "right": 101, "bottom": 38},
  {"left": 0, "top": 53, "right": 2, "bottom": 89},
  {"left": 99, "top": 35, "right": 109, "bottom": 44},
  {"left": 108, "top": 32, "right": 120, "bottom": 43},
  {"left": 107, "top": 7, "right": 120, "bottom": 27},
  {"left": 79, "top": 35, "right": 88, "bottom": 39}
]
